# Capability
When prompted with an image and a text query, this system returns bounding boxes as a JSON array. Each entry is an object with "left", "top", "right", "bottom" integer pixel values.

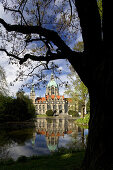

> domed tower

[
  {"left": 30, "top": 85, "right": 35, "bottom": 104},
  {"left": 46, "top": 74, "right": 59, "bottom": 96}
]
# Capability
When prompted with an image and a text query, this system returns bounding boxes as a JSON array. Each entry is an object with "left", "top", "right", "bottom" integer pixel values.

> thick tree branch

[
  {"left": 0, "top": 18, "right": 72, "bottom": 57},
  {"left": 0, "top": 49, "right": 21, "bottom": 60},
  {"left": 0, "top": 18, "right": 88, "bottom": 81},
  {"left": 75, "top": 0, "right": 101, "bottom": 53},
  {"left": 0, "top": 48, "right": 69, "bottom": 64},
  {"left": 19, "top": 52, "right": 67, "bottom": 65},
  {"left": 0, "top": 47, "right": 84, "bottom": 75}
]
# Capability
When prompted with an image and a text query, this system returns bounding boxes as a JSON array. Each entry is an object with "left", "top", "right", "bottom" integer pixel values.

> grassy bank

[
  {"left": 37, "top": 114, "right": 47, "bottom": 118},
  {"left": 0, "top": 151, "right": 85, "bottom": 170}
]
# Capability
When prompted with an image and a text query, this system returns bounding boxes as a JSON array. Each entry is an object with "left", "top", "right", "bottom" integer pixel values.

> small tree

[
  {"left": 68, "top": 110, "right": 79, "bottom": 117},
  {"left": 46, "top": 110, "right": 54, "bottom": 116},
  {"left": 65, "top": 65, "right": 88, "bottom": 115}
]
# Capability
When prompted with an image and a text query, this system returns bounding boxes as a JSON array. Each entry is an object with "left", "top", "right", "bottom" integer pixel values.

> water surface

[{"left": 0, "top": 118, "right": 88, "bottom": 160}]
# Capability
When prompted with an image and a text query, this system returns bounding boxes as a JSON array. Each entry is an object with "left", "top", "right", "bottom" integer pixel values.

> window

[
  {"left": 47, "top": 104, "right": 51, "bottom": 110},
  {"left": 51, "top": 87, "right": 54, "bottom": 94},
  {"left": 53, "top": 105, "right": 56, "bottom": 110}
]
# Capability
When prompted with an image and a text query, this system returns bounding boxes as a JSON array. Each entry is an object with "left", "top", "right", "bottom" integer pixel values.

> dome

[
  {"left": 47, "top": 74, "right": 57, "bottom": 87},
  {"left": 48, "top": 144, "right": 57, "bottom": 152},
  {"left": 47, "top": 80, "right": 57, "bottom": 87}
]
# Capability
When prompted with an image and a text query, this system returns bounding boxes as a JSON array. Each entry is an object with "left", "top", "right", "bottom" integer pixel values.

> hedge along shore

[{"left": 0, "top": 151, "right": 85, "bottom": 170}]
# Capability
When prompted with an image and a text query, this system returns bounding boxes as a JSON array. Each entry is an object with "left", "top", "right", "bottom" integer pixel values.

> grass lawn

[
  {"left": 0, "top": 151, "right": 85, "bottom": 170},
  {"left": 36, "top": 114, "right": 47, "bottom": 118}
]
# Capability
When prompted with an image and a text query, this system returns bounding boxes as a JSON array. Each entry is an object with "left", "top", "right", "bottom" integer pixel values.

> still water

[{"left": 0, "top": 118, "right": 88, "bottom": 160}]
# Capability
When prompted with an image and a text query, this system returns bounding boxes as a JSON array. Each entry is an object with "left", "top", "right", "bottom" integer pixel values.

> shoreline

[{"left": 0, "top": 151, "right": 85, "bottom": 170}]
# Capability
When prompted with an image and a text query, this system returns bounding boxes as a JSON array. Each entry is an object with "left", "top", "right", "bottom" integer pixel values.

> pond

[{"left": 0, "top": 118, "right": 88, "bottom": 160}]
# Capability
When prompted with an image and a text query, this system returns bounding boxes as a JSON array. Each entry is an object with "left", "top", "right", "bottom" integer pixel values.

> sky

[{"left": 0, "top": 1, "right": 82, "bottom": 98}]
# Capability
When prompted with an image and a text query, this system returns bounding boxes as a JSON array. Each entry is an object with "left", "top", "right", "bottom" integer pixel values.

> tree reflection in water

[{"left": 0, "top": 118, "right": 88, "bottom": 160}]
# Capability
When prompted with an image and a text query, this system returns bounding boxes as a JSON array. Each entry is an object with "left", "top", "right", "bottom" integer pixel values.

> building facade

[{"left": 30, "top": 74, "right": 69, "bottom": 115}]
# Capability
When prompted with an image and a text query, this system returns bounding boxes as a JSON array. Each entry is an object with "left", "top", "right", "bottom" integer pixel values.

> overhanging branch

[
  {"left": 0, "top": 48, "right": 68, "bottom": 65},
  {"left": 0, "top": 18, "right": 87, "bottom": 78},
  {"left": 0, "top": 18, "right": 71, "bottom": 56},
  {"left": 0, "top": 49, "right": 21, "bottom": 60}
]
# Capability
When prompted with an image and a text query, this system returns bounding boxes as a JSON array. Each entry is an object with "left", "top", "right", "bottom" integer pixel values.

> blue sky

[{"left": 0, "top": 1, "right": 83, "bottom": 97}]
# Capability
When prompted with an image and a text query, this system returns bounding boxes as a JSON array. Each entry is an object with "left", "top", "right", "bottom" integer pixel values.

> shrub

[
  {"left": 68, "top": 110, "right": 79, "bottom": 117},
  {"left": 46, "top": 110, "right": 54, "bottom": 116},
  {"left": 76, "top": 113, "right": 90, "bottom": 125}
]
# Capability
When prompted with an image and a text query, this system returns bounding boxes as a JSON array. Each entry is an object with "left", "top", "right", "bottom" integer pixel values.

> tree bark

[
  {"left": 83, "top": 88, "right": 113, "bottom": 169},
  {"left": 78, "top": 54, "right": 113, "bottom": 170}
]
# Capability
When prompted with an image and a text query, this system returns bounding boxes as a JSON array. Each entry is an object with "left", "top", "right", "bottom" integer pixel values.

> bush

[
  {"left": 68, "top": 110, "right": 79, "bottom": 117},
  {"left": 46, "top": 110, "right": 54, "bottom": 116},
  {"left": 76, "top": 114, "right": 90, "bottom": 125}
]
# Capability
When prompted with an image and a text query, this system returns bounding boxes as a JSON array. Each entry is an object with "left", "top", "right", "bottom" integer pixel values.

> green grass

[
  {"left": 0, "top": 151, "right": 85, "bottom": 170},
  {"left": 36, "top": 114, "right": 47, "bottom": 118},
  {"left": 36, "top": 115, "right": 55, "bottom": 118}
]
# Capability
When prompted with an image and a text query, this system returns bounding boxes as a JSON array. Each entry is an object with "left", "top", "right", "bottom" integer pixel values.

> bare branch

[
  {"left": 19, "top": 52, "right": 67, "bottom": 65},
  {"left": 0, "top": 48, "right": 67, "bottom": 65},
  {"left": 4, "top": 7, "right": 28, "bottom": 25},
  {"left": 69, "top": 0, "right": 73, "bottom": 19},
  {"left": 36, "top": 2, "right": 41, "bottom": 26},
  {"left": 0, "top": 48, "right": 21, "bottom": 61}
]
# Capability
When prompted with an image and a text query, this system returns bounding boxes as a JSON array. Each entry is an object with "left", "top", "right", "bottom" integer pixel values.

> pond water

[{"left": 0, "top": 118, "right": 88, "bottom": 160}]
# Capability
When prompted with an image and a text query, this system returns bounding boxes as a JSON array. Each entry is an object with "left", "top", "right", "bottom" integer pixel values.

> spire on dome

[
  {"left": 47, "top": 73, "right": 57, "bottom": 88},
  {"left": 50, "top": 73, "right": 54, "bottom": 81}
]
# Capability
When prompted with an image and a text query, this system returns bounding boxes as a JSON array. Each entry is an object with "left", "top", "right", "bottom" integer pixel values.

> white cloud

[
  {"left": 0, "top": 2, "right": 13, "bottom": 23},
  {"left": 0, "top": 1, "right": 77, "bottom": 98}
]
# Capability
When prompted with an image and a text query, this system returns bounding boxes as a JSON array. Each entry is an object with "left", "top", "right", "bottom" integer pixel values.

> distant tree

[
  {"left": 0, "top": 94, "right": 13, "bottom": 122},
  {"left": 16, "top": 90, "right": 25, "bottom": 99},
  {"left": 68, "top": 110, "right": 79, "bottom": 117},
  {"left": 65, "top": 65, "right": 88, "bottom": 114},
  {"left": 15, "top": 90, "right": 36, "bottom": 121},
  {"left": 0, "top": 66, "right": 8, "bottom": 96},
  {"left": 0, "top": 91, "right": 35, "bottom": 122}
]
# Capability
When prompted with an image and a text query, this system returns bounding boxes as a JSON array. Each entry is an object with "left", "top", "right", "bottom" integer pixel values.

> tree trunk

[{"left": 81, "top": 62, "right": 113, "bottom": 170}]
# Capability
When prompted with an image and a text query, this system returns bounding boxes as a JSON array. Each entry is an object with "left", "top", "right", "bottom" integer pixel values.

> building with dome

[{"left": 30, "top": 74, "right": 69, "bottom": 115}]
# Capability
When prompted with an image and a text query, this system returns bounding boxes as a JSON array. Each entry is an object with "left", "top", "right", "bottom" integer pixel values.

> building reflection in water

[
  {"left": 0, "top": 118, "right": 88, "bottom": 160},
  {"left": 33, "top": 118, "right": 85, "bottom": 152}
]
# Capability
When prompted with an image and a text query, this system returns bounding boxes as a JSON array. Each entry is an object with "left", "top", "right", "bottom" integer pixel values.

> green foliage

[
  {"left": 68, "top": 110, "right": 79, "bottom": 117},
  {"left": 73, "top": 41, "right": 84, "bottom": 52},
  {"left": 46, "top": 110, "right": 54, "bottom": 116},
  {"left": 76, "top": 114, "right": 90, "bottom": 126},
  {"left": 0, "top": 151, "right": 85, "bottom": 170},
  {"left": 97, "top": 0, "right": 103, "bottom": 19},
  {"left": 0, "top": 94, "right": 13, "bottom": 122},
  {"left": 0, "top": 92, "right": 36, "bottom": 123},
  {"left": 65, "top": 65, "right": 88, "bottom": 112}
]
